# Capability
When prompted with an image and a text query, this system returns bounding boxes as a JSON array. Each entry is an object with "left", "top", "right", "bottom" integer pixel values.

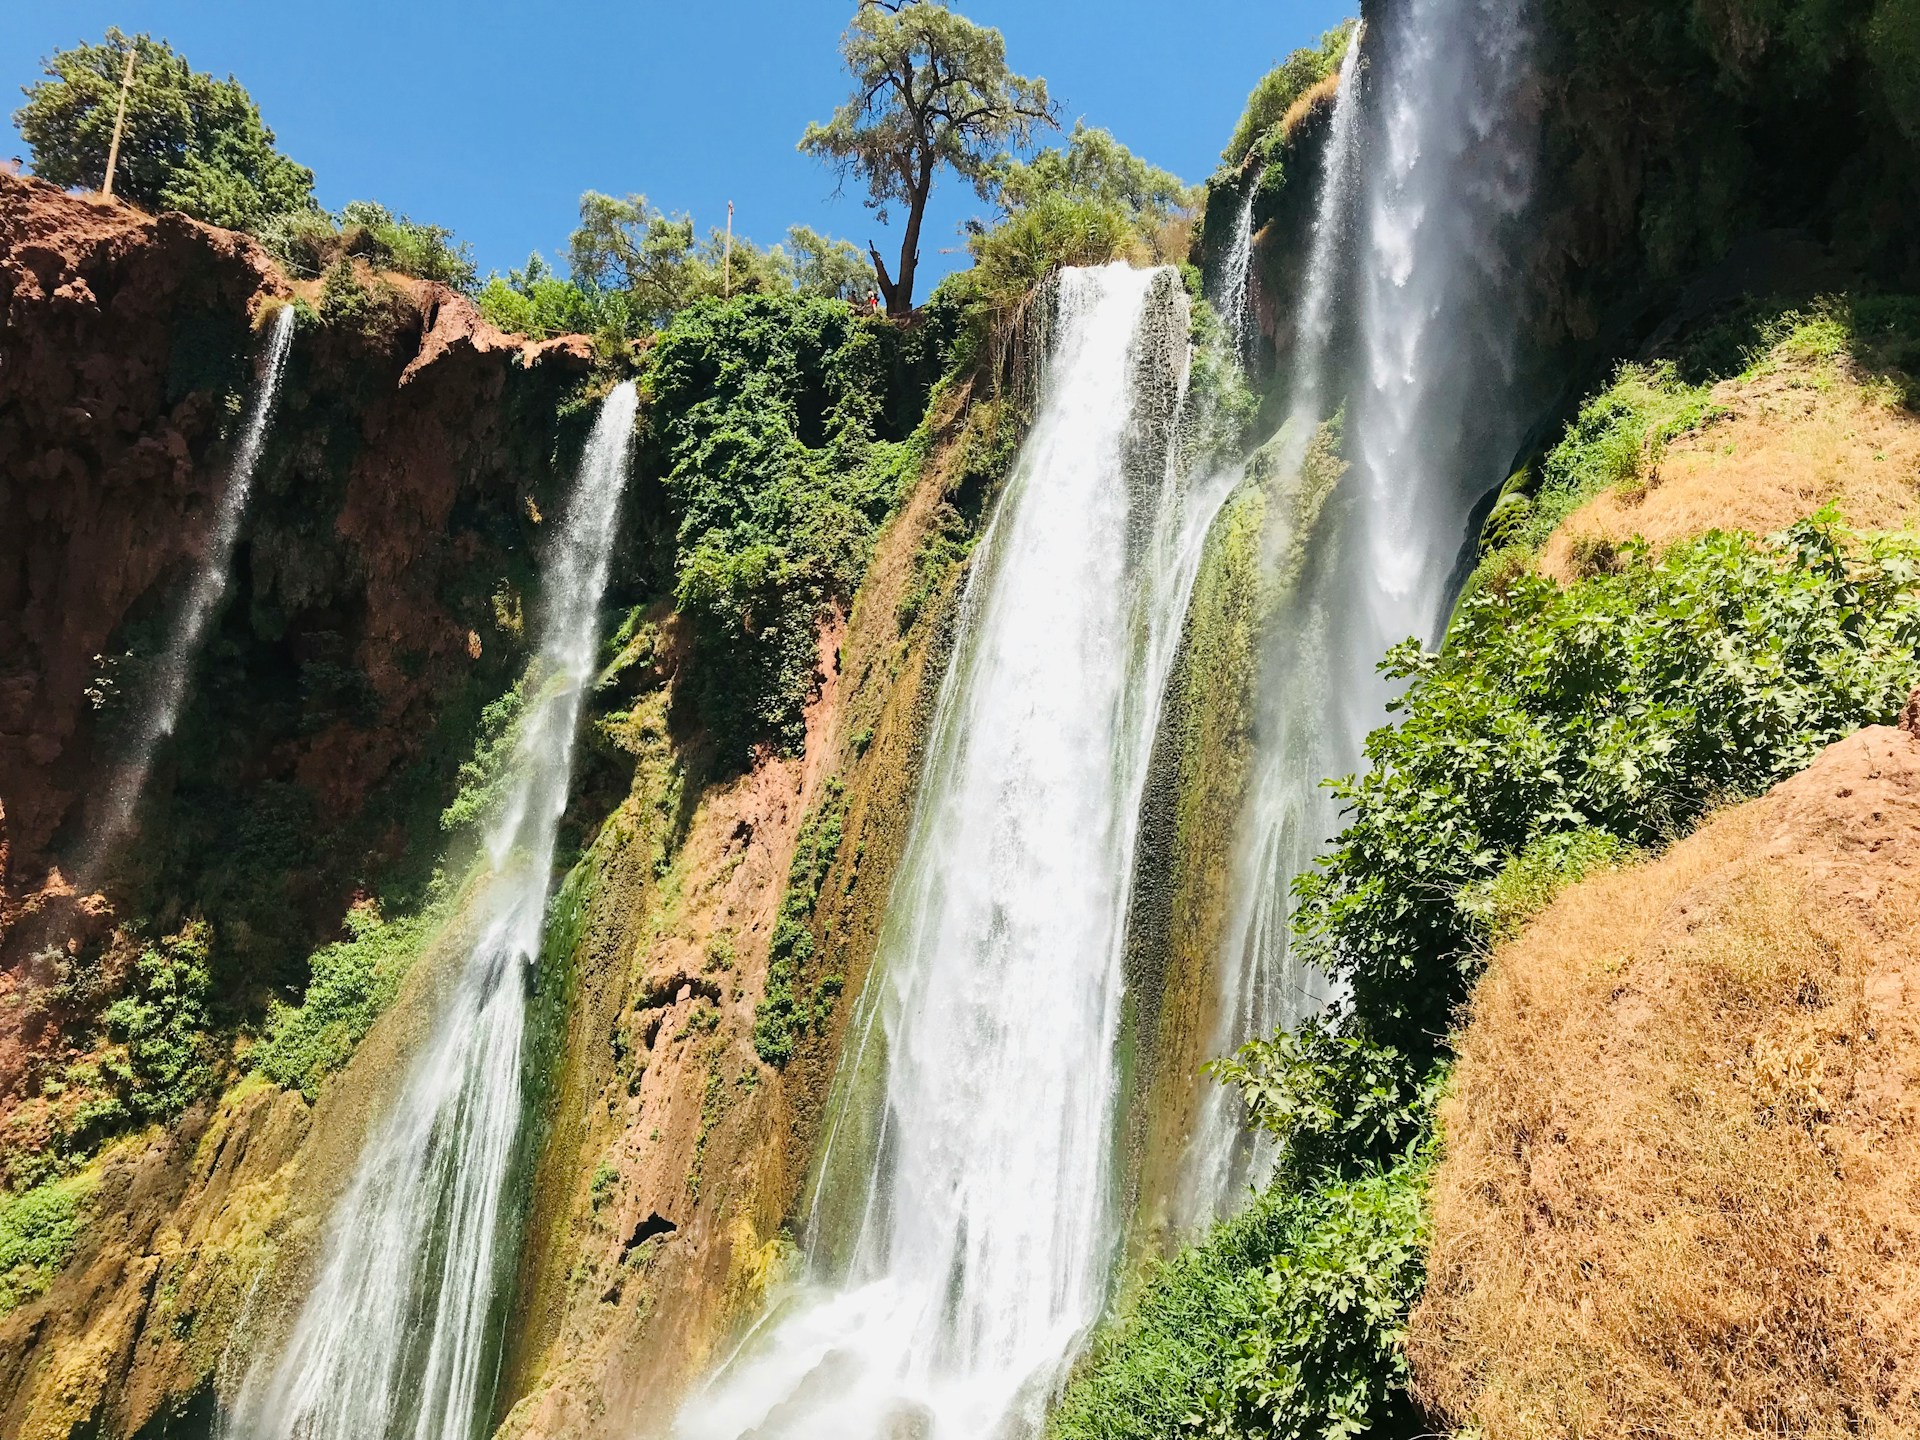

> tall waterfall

[
  {"left": 676, "top": 265, "right": 1231, "bottom": 1440},
  {"left": 232, "top": 382, "right": 639, "bottom": 1440},
  {"left": 1185, "top": 0, "right": 1537, "bottom": 1222},
  {"left": 86, "top": 304, "right": 296, "bottom": 874}
]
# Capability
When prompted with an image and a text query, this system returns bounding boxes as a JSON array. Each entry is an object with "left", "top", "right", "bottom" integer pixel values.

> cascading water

[
  {"left": 85, "top": 304, "right": 296, "bottom": 873},
  {"left": 1215, "top": 189, "right": 1256, "bottom": 366},
  {"left": 230, "top": 381, "right": 639, "bottom": 1440},
  {"left": 1184, "top": 0, "right": 1538, "bottom": 1222},
  {"left": 676, "top": 265, "right": 1231, "bottom": 1440}
]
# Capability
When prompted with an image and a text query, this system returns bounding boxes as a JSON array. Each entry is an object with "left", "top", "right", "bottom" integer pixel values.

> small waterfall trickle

[
  {"left": 85, "top": 304, "right": 295, "bottom": 875},
  {"left": 1215, "top": 189, "right": 1256, "bottom": 366},
  {"left": 675, "top": 266, "right": 1233, "bottom": 1440},
  {"left": 231, "top": 382, "right": 639, "bottom": 1440},
  {"left": 1184, "top": 0, "right": 1538, "bottom": 1223}
]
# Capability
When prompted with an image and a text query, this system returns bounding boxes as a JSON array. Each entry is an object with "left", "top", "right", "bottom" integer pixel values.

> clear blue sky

[{"left": 3, "top": 1, "right": 1354, "bottom": 286}]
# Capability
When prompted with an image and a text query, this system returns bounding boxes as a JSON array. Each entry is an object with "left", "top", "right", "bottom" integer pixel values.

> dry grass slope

[
  {"left": 1540, "top": 347, "right": 1920, "bottom": 583},
  {"left": 1412, "top": 722, "right": 1920, "bottom": 1438}
]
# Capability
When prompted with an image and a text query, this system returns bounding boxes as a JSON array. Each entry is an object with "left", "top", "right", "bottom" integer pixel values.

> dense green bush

[
  {"left": 15, "top": 29, "right": 314, "bottom": 230},
  {"left": 253, "top": 903, "right": 442, "bottom": 1100},
  {"left": 751, "top": 779, "right": 848, "bottom": 1064},
  {"left": 1051, "top": 1156, "right": 1430, "bottom": 1440},
  {"left": 1219, "top": 23, "right": 1356, "bottom": 170},
  {"left": 643, "top": 288, "right": 963, "bottom": 757},
  {"left": 968, "top": 125, "right": 1193, "bottom": 312},
  {"left": 1300, "top": 518, "right": 1920, "bottom": 1051},
  {"left": 0, "top": 1171, "right": 95, "bottom": 1317},
  {"left": 262, "top": 200, "right": 477, "bottom": 289},
  {"left": 2, "top": 923, "right": 217, "bottom": 1190}
]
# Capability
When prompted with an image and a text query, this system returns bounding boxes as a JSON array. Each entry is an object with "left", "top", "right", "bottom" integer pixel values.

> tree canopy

[
  {"left": 15, "top": 28, "right": 314, "bottom": 231},
  {"left": 801, "top": 0, "right": 1058, "bottom": 316}
]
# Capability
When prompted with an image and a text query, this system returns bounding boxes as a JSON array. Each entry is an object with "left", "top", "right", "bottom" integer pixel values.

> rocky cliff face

[
  {"left": 0, "top": 173, "right": 596, "bottom": 1154},
  {"left": 0, "top": 175, "right": 606, "bottom": 1435}
]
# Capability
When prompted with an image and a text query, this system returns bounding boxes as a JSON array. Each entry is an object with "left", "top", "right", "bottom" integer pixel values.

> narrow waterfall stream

[
  {"left": 232, "top": 382, "right": 639, "bottom": 1440},
  {"left": 86, "top": 303, "right": 296, "bottom": 874},
  {"left": 1215, "top": 190, "right": 1256, "bottom": 367},
  {"left": 1184, "top": 0, "right": 1538, "bottom": 1223},
  {"left": 677, "top": 265, "right": 1230, "bottom": 1440}
]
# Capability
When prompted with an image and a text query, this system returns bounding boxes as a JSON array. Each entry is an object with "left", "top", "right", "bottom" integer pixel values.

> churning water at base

[
  {"left": 86, "top": 304, "right": 296, "bottom": 875},
  {"left": 231, "top": 382, "right": 638, "bottom": 1440},
  {"left": 1184, "top": 0, "right": 1537, "bottom": 1222},
  {"left": 676, "top": 265, "right": 1229, "bottom": 1440}
]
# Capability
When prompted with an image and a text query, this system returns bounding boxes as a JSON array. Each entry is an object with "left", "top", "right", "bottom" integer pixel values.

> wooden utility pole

[
  {"left": 101, "top": 47, "right": 136, "bottom": 199},
  {"left": 723, "top": 201, "right": 735, "bottom": 298}
]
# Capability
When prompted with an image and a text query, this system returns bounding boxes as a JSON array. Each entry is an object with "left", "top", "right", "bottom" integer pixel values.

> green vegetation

[
  {"left": 802, "top": 0, "right": 1058, "bottom": 315},
  {"left": 476, "top": 197, "right": 879, "bottom": 349},
  {"left": 14, "top": 29, "right": 315, "bottom": 229},
  {"left": 1219, "top": 22, "right": 1357, "bottom": 171},
  {"left": 1051, "top": 1157, "right": 1430, "bottom": 1440},
  {"left": 2, "top": 923, "right": 216, "bottom": 1191},
  {"left": 1303, "top": 518, "right": 1920, "bottom": 1051},
  {"left": 262, "top": 200, "right": 478, "bottom": 289},
  {"left": 253, "top": 903, "right": 444, "bottom": 1101},
  {"left": 752, "top": 780, "right": 850, "bottom": 1065},
  {"left": 1065, "top": 281, "right": 1920, "bottom": 1438},
  {"left": 0, "top": 1171, "right": 96, "bottom": 1317},
  {"left": 643, "top": 287, "right": 963, "bottom": 755}
]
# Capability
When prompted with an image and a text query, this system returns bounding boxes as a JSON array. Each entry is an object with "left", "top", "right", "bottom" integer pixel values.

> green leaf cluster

[
  {"left": 1299, "top": 517, "right": 1920, "bottom": 1053},
  {"left": 752, "top": 779, "right": 849, "bottom": 1065},
  {"left": 252, "top": 902, "right": 442, "bottom": 1101},
  {"left": 1049, "top": 1153, "right": 1431, "bottom": 1440},
  {"left": 262, "top": 200, "right": 478, "bottom": 291},
  {"left": 0, "top": 1171, "right": 95, "bottom": 1318},
  {"left": 645, "top": 289, "right": 960, "bottom": 756},
  {"left": 2, "top": 922, "right": 217, "bottom": 1190},
  {"left": 15, "top": 29, "right": 314, "bottom": 230},
  {"left": 1219, "top": 22, "right": 1357, "bottom": 171}
]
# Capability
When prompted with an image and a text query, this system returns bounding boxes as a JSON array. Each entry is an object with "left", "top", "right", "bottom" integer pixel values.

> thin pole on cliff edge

[
  {"left": 101, "top": 46, "right": 136, "bottom": 199},
  {"left": 724, "top": 200, "right": 735, "bottom": 297}
]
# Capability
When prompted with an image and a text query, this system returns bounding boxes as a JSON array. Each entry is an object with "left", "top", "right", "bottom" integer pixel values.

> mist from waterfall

[
  {"left": 674, "top": 265, "right": 1233, "bottom": 1440},
  {"left": 1184, "top": 0, "right": 1538, "bottom": 1224},
  {"left": 230, "top": 381, "right": 639, "bottom": 1440},
  {"left": 85, "top": 304, "right": 296, "bottom": 877}
]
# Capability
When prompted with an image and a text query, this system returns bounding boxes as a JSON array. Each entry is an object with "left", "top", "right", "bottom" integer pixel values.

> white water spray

[
  {"left": 232, "top": 381, "right": 639, "bottom": 1440},
  {"left": 1185, "top": 0, "right": 1538, "bottom": 1222},
  {"left": 676, "top": 266, "right": 1231, "bottom": 1440},
  {"left": 86, "top": 304, "right": 295, "bottom": 873}
]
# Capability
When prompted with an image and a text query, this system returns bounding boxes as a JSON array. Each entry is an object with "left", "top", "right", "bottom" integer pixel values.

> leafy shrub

[
  {"left": 1051, "top": 1159, "right": 1430, "bottom": 1440},
  {"left": 1298, "top": 517, "right": 1920, "bottom": 1051},
  {"left": 264, "top": 201, "right": 477, "bottom": 290},
  {"left": 476, "top": 252, "right": 604, "bottom": 339},
  {"left": 968, "top": 192, "right": 1142, "bottom": 312},
  {"left": 0, "top": 1172, "right": 95, "bottom": 1317},
  {"left": 253, "top": 902, "right": 441, "bottom": 1100},
  {"left": 1219, "top": 22, "right": 1356, "bottom": 169},
  {"left": 644, "top": 290, "right": 958, "bottom": 757},
  {"left": 439, "top": 685, "right": 526, "bottom": 836},
  {"left": 2, "top": 922, "right": 218, "bottom": 1190},
  {"left": 1457, "top": 825, "right": 1636, "bottom": 942},
  {"left": 752, "top": 780, "right": 848, "bottom": 1065}
]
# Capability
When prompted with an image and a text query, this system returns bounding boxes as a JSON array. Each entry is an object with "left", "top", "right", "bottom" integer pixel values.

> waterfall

[
  {"left": 1183, "top": 0, "right": 1538, "bottom": 1223},
  {"left": 1215, "top": 189, "right": 1256, "bottom": 365},
  {"left": 231, "top": 381, "right": 639, "bottom": 1440},
  {"left": 675, "top": 265, "right": 1232, "bottom": 1440},
  {"left": 85, "top": 303, "right": 295, "bottom": 875}
]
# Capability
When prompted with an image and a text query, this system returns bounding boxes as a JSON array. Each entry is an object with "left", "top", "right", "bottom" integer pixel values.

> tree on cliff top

[
  {"left": 802, "top": 0, "right": 1058, "bottom": 318},
  {"left": 15, "top": 29, "right": 314, "bottom": 231}
]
